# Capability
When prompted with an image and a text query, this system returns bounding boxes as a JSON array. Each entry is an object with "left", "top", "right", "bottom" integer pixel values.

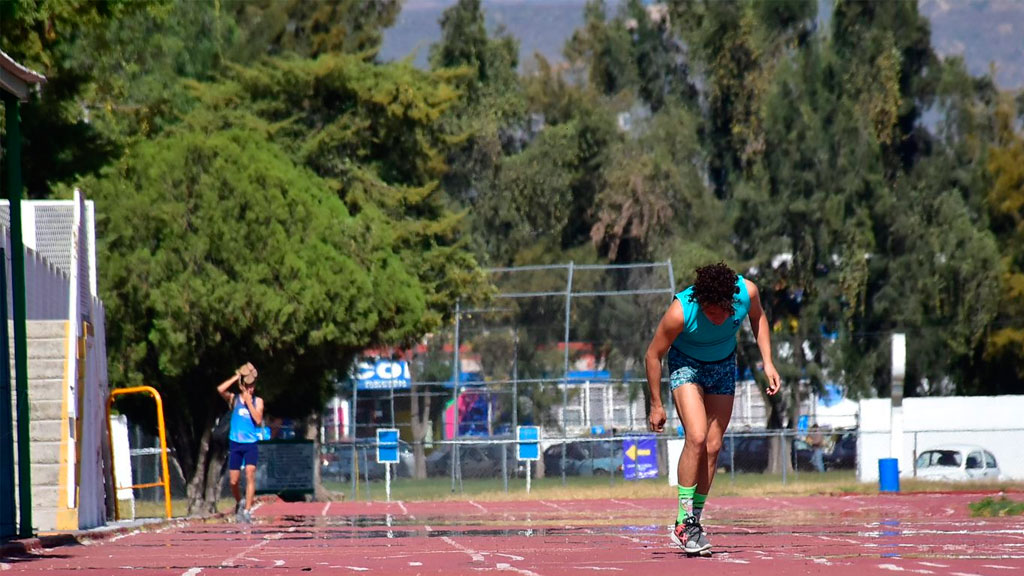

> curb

[{"left": 1, "top": 496, "right": 278, "bottom": 558}]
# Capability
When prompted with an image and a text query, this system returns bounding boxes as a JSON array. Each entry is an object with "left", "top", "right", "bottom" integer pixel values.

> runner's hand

[
  {"left": 648, "top": 404, "right": 667, "bottom": 433},
  {"left": 764, "top": 363, "right": 782, "bottom": 396}
]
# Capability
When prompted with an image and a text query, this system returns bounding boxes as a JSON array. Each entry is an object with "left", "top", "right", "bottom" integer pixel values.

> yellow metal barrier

[{"left": 106, "top": 386, "right": 173, "bottom": 520}]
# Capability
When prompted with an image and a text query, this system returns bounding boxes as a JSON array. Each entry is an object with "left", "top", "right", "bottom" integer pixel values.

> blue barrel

[{"left": 878, "top": 458, "right": 900, "bottom": 492}]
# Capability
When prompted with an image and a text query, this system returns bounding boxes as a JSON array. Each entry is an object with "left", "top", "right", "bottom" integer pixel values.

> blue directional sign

[
  {"left": 376, "top": 428, "right": 400, "bottom": 464},
  {"left": 516, "top": 426, "right": 540, "bottom": 461},
  {"left": 622, "top": 435, "right": 658, "bottom": 480}
]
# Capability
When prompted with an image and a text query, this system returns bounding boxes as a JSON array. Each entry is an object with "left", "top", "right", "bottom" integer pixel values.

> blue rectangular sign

[
  {"left": 622, "top": 435, "right": 658, "bottom": 480},
  {"left": 516, "top": 426, "right": 540, "bottom": 461},
  {"left": 376, "top": 428, "right": 400, "bottom": 464},
  {"left": 356, "top": 360, "right": 411, "bottom": 390}
]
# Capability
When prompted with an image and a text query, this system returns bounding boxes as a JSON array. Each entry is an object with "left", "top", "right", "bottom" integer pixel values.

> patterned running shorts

[{"left": 668, "top": 347, "right": 737, "bottom": 395}]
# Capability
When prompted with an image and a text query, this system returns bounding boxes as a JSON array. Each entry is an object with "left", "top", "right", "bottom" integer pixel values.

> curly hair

[{"left": 689, "top": 262, "right": 739, "bottom": 312}]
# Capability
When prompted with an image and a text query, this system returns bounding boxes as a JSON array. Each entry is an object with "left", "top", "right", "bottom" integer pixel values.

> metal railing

[{"left": 106, "top": 386, "right": 172, "bottom": 520}]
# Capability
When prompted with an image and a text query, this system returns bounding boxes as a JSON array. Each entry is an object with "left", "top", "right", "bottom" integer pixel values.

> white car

[{"left": 914, "top": 444, "right": 1000, "bottom": 481}]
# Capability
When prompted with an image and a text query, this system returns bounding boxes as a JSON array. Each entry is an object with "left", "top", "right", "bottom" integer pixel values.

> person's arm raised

[{"left": 216, "top": 371, "right": 240, "bottom": 404}]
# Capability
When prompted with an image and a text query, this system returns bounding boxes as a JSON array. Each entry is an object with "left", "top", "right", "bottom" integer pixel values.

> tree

[
  {"left": 978, "top": 95, "right": 1024, "bottom": 394},
  {"left": 227, "top": 0, "right": 400, "bottom": 59},
  {"left": 0, "top": 0, "right": 154, "bottom": 196},
  {"left": 87, "top": 53, "right": 487, "bottom": 510}
]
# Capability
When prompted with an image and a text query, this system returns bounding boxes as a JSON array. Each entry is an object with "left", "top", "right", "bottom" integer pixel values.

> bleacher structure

[{"left": 3, "top": 189, "right": 109, "bottom": 532}]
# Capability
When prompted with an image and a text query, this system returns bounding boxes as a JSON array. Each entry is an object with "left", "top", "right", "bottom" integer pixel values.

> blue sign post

[
  {"left": 516, "top": 426, "right": 540, "bottom": 493},
  {"left": 376, "top": 428, "right": 399, "bottom": 501},
  {"left": 622, "top": 435, "right": 658, "bottom": 480}
]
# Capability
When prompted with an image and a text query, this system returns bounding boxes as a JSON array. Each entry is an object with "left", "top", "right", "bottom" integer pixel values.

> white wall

[{"left": 858, "top": 395, "right": 1024, "bottom": 482}]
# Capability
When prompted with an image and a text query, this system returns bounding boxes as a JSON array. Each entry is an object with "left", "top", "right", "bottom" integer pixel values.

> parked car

[
  {"left": 915, "top": 444, "right": 1000, "bottom": 481},
  {"left": 320, "top": 439, "right": 414, "bottom": 481},
  {"left": 824, "top": 432, "right": 857, "bottom": 470},
  {"left": 717, "top": 433, "right": 824, "bottom": 473},
  {"left": 543, "top": 442, "right": 589, "bottom": 476},
  {"left": 717, "top": 435, "right": 771, "bottom": 472},
  {"left": 572, "top": 440, "right": 624, "bottom": 476},
  {"left": 425, "top": 442, "right": 522, "bottom": 479}
]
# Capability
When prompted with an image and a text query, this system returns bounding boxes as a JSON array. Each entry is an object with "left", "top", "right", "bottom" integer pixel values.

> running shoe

[
  {"left": 235, "top": 498, "right": 246, "bottom": 522},
  {"left": 242, "top": 509, "right": 252, "bottom": 524},
  {"left": 670, "top": 516, "right": 712, "bottom": 556}
]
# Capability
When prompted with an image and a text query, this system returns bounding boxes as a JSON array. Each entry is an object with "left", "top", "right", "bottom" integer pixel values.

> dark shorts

[
  {"left": 228, "top": 440, "right": 258, "bottom": 470},
  {"left": 667, "top": 347, "right": 737, "bottom": 395}
]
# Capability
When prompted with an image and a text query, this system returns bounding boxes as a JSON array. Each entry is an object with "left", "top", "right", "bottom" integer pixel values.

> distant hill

[
  {"left": 381, "top": 0, "right": 1024, "bottom": 90},
  {"left": 920, "top": 0, "right": 1024, "bottom": 90},
  {"left": 381, "top": 0, "right": 588, "bottom": 71}
]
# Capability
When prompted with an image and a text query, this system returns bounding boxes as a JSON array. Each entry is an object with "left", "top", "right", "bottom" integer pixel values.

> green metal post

[
  {"left": 0, "top": 249, "right": 14, "bottom": 538},
  {"left": 3, "top": 95, "right": 33, "bottom": 538}
]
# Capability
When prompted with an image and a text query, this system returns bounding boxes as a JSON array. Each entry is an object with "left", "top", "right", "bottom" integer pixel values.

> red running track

[{"left": 2, "top": 493, "right": 1023, "bottom": 575}]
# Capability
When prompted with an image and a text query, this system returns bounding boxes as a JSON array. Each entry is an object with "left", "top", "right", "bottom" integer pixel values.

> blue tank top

[
  {"left": 229, "top": 395, "right": 261, "bottom": 444},
  {"left": 671, "top": 275, "right": 751, "bottom": 362}
]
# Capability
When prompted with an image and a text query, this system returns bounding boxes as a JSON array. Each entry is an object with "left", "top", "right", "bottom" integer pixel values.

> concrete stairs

[{"left": 8, "top": 320, "right": 67, "bottom": 532}]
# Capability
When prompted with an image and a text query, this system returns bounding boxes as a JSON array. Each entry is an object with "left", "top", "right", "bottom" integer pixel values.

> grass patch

[
  {"left": 324, "top": 471, "right": 1024, "bottom": 502},
  {"left": 324, "top": 470, "right": 867, "bottom": 502},
  {"left": 122, "top": 498, "right": 237, "bottom": 519},
  {"left": 969, "top": 496, "right": 1024, "bottom": 517}
]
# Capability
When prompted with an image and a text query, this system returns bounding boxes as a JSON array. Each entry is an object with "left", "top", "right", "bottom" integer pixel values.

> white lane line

[
  {"left": 539, "top": 501, "right": 569, "bottom": 513},
  {"left": 950, "top": 573, "right": 986, "bottom": 576},
  {"left": 272, "top": 560, "right": 284, "bottom": 567},
  {"left": 495, "top": 553, "right": 525, "bottom": 561},
  {"left": 397, "top": 501, "right": 409, "bottom": 515},
  {"left": 442, "top": 536, "right": 485, "bottom": 562},
  {"left": 917, "top": 562, "right": 948, "bottom": 568},
  {"left": 409, "top": 562, "right": 423, "bottom": 566},
  {"left": 984, "top": 566, "right": 1019, "bottom": 570},
  {"left": 345, "top": 567, "right": 369, "bottom": 572},
  {"left": 181, "top": 568, "right": 202, "bottom": 576},
  {"left": 220, "top": 533, "right": 281, "bottom": 567},
  {"left": 320, "top": 502, "right": 331, "bottom": 516},
  {"left": 495, "top": 562, "right": 542, "bottom": 576},
  {"left": 610, "top": 499, "right": 644, "bottom": 510},
  {"left": 469, "top": 501, "right": 488, "bottom": 513},
  {"left": 578, "top": 567, "right": 624, "bottom": 571},
  {"left": 615, "top": 534, "right": 642, "bottom": 544}
]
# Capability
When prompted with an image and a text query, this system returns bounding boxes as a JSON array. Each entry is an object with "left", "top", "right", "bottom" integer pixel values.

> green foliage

[
  {"left": 970, "top": 497, "right": 1024, "bottom": 518},
  {"left": 227, "top": 0, "right": 400, "bottom": 58},
  {"left": 978, "top": 97, "right": 1024, "bottom": 392}
]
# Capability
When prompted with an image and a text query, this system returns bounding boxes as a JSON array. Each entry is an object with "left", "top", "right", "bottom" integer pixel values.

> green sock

[
  {"left": 676, "top": 484, "right": 696, "bottom": 524},
  {"left": 693, "top": 493, "right": 708, "bottom": 521}
]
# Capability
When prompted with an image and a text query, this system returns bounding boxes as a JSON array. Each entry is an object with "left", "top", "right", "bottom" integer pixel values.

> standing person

[
  {"left": 807, "top": 424, "right": 826, "bottom": 473},
  {"left": 217, "top": 362, "right": 264, "bottom": 523},
  {"left": 645, "top": 262, "right": 781, "bottom": 556}
]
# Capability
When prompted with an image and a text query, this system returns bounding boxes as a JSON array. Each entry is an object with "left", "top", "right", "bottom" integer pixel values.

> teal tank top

[
  {"left": 671, "top": 275, "right": 751, "bottom": 362},
  {"left": 229, "top": 395, "right": 261, "bottom": 444}
]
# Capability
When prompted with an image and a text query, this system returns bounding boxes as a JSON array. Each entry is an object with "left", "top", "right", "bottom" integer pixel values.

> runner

[
  {"left": 217, "top": 362, "right": 264, "bottom": 523},
  {"left": 645, "top": 262, "right": 781, "bottom": 555}
]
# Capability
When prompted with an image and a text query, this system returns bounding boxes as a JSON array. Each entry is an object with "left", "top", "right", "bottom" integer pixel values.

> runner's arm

[
  {"left": 645, "top": 299, "right": 685, "bottom": 431},
  {"left": 745, "top": 279, "right": 781, "bottom": 395},
  {"left": 217, "top": 372, "right": 240, "bottom": 404}
]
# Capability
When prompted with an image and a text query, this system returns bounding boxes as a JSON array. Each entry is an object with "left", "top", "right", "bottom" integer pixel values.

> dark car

[
  {"left": 543, "top": 442, "right": 589, "bottom": 476},
  {"left": 426, "top": 442, "right": 521, "bottom": 479},
  {"left": 718, "top": 434, "right": 803, "bottom": 473},
  {"left": 321, "top": 439, "right": 413, "bottom": 481},
  {"left": 572, "top": 440, "right": 624, "bottom": 476},
  {"left": 824, "top": 432, "right": 857, "bottom": 470}
]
